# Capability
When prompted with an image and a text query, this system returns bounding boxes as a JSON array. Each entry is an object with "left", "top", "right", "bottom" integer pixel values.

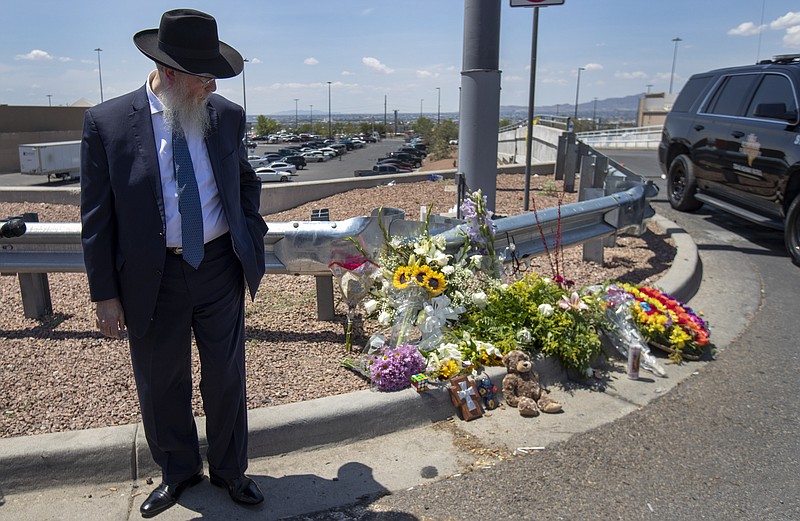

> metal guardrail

[
  {"left": 1, "top": 141, "right": 657, "bottom": 318},
  {"left": 577, "top": 125, "right": 663, "bottom": 150}
]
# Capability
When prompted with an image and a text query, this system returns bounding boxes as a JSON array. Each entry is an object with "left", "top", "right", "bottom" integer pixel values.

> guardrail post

[
  {"left": 311, "top": 209, "right": 335, "bottom": 321},
  {"left": 16, "top": 213, "right": 53, "bottom": 319},
  {"left": 562, "top": 132, "right": 578, "bottom": 192},
  {"left": 555, "top": 132, "right": 568, "bottom": 180},
  {"left": 578, "top": 153, "right": 606, "bottom": 264}
]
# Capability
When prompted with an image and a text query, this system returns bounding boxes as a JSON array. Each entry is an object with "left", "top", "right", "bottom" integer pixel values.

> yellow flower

[
  {"left": 423, "top": 270, "right": 447, "bottom": 296},
  {"left": 413, "top": 265, "right": 433, "bottom": 285},
  {"left": 393, "top": 266, "right": 413, "bottom": 289},
  {"left": 439, "top": 359, "right": 460, "bottom": 379}
]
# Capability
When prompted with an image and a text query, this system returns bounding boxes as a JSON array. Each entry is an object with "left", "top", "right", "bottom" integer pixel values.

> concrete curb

[{"left": 0, "top": 214, "right": 700, "bottom": 492}]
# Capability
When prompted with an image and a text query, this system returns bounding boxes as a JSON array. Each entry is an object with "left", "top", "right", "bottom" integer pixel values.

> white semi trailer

[{"left": 18, "top": 140, "right": 81, "bottom": 181}]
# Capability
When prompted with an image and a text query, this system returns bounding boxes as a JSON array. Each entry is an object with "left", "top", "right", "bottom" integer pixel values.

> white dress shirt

[{"left": 146, "top": 70, "right": 229, "bottom": 248}]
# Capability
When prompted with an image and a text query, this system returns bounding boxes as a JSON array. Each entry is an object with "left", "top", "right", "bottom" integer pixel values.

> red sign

[{"left": 510, "top": 0, "right": 565, "bottom": 6}]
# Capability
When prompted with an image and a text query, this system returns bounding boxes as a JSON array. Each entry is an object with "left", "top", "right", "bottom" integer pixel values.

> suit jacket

[{"left": 80, "top": 85, "right": 268, "bottom": 338}]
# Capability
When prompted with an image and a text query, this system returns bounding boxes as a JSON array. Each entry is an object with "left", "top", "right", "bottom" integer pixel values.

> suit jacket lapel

[
  {"left": 205, "top": 102, "right": 228, "bottom": 202},
  {"left": 128, "top": 85, "right": 165, "bottom": 228}
]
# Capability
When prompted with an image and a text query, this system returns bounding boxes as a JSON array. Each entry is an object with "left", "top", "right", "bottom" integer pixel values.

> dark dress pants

[{"left": 129, "top": 234, "right": 248, "bottom": 483}]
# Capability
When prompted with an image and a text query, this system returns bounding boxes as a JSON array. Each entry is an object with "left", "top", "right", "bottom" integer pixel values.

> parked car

[
  {"left": 302, "top": 151, "right": 329, "bottom": 162},
  {"left": 280, "top": 154, "right": 307, "bottom": 170},
  {"left": 317, "top": 147, "right": 339, "bottom": 158},
  {"left": 658, "top": 54, "right": 800, "bottom": 265},
  {"left": 267, "top": 161, "right": 297, "bottom": 175},
  {"left": 255, "top": 167, "right": 292, "bottom": 182},
  {"left": 377, "top": 158, "right": 415, "bottom": 170},
  {"left": 388, "top": 152, "right": 421, "bottom": 167},
  {"left": 372, "top": 164, "right": 411, "bottom": 174},
  {"left": 247, "top": 155, "right": 271, "bottom": 168}
]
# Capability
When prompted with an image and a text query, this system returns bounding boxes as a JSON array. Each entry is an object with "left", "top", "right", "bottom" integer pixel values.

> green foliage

[
  {"left": 413, "top": 117, "right": 435, "bottom": 138},
  {"left": 429, "top": 120, "right": 459, "bottom": 161},
  {"left": 454, "top": 273, "right": 606, "bottom": 374},
  {"left": 255, "top": 115, "right": 281, "bottom": 137}
]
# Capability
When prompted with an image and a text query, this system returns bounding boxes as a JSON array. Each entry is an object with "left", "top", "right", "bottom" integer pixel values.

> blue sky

[{"left": 3, "top": 1, "right": 800, "bottom": 117}]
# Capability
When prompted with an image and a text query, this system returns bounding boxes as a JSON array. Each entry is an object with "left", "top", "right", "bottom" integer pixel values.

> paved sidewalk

[{"left": 0, "top": 214, "right": 755, "bottom": 521}]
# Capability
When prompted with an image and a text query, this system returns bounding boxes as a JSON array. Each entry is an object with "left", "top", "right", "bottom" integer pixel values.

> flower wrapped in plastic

[
  {"left": 366, "top": 343, "right": 427, "bottom": 392},
  {"left": 618, "top": 284, "right": 711, "bottom": 363},
  {"left": 593, "top": 284, "right": 667, "bottom": 377},
  {"left": 328, "top": 257, "right": 379, "bottom": 351}
]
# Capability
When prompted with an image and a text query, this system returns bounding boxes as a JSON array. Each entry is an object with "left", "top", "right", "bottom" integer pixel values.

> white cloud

[
  {"left": 59, "top": 57, "right": 72, "bottom": 62},
  {"left": 362, "top": 56, "right": 394, "bottom": 74},
  {"left": 770, "top": 11, "right": 800, "bottom": 30},
  {"left": 416, "top": 69, "right": 439, "bottom": 78},
  {"left": 360, "top": 8, "right": 375, "bottom": 16},
  {"left": 341, "top": 70, "right": 354, "bottom": 76},
  {"left": 615, "top": 71, "right": 647, "bottom": 80},
  {"left": 304, "top": 57, "right": 319, "bottom": 66},
  {"left": 583, "top": 63, "right": 603, "bottom": 71},
  {"left": 728, "top": 22, "right": 765, "bottom": 36},
  {"left": 784, "top": 25, "right": 800, "bottom": 48},
  {"left": 15, "top": 49, "right": 53, "bottom": 61},
  {"left": 504, "top": 75, "right": 524, "bottom": 82},
  {"left": 249, "top": 58, "right": 262, "bottom": 64}
]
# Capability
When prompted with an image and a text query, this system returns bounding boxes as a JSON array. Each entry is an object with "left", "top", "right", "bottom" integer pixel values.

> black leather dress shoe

[
  {"left": 140, "top": 471, "right": 203, "bottom": 518},
  {"left": 209, "top": 473, "right": 264, "bottom": 505}
]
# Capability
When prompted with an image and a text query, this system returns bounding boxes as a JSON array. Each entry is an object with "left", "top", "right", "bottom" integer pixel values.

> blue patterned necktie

[{"left": 172, "top": 132, "right": 204, "bottom": 269}]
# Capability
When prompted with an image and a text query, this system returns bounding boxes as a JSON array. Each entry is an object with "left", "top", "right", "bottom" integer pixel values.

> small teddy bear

[{"left": 502, "top": 350, "right": 562, "bottom": 417}]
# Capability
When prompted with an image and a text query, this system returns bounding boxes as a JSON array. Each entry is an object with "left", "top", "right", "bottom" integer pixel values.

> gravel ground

[{"left": 0, "top": 169, "right": 674, "bottom": 438}]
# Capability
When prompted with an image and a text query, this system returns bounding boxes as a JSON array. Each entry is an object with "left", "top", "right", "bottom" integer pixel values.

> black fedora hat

[{"left": 133, "top": 9, "right": 243, "bottom": 79}]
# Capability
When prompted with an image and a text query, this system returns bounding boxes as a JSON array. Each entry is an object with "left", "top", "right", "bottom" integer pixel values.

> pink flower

[{"left": 558, "top": 292, "right": 588, "bottom": 311}]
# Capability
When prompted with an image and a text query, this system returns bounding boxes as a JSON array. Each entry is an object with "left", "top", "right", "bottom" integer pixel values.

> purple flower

[{"left": 368, "top": 343, "right": 427, "bottom": 391}]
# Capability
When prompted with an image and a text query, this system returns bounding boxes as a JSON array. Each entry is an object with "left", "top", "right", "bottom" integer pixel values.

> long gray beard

[{"left": 159, "top": 80, "right": 211, "bottom": 138}]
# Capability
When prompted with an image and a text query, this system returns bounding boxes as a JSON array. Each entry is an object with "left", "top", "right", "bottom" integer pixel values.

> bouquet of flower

[
  {"left": 329, "top": 257, "right": 379, "bottom": 351},
  {"left": 618, "top": 284, "right": 710, "bottom": 363},
  {"left": 366, "top": 343, "right": 427, "bottom": 392}
]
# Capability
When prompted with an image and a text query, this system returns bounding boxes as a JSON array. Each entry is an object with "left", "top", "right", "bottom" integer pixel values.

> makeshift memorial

[
  {"left": 328, "top": 257, "right": 379, "bottom": 351},
  {"left": 501, "top": 350, "right": 562, "bottom": 417},
  {"left": 365, "top": 343, "right": 427, "bottom": 392},
  {"left": 619, "top": 284, "right": 711, "bottom": 363},
  {"left": 448, "top": 375, "right": 483, "bottom": 421}
]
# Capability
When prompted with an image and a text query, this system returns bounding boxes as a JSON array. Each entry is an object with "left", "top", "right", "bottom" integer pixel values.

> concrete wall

[
  {"left": 0, "top": 106, "right": 87, "bottom": 174},
  {"left": 497, "top": 123, "right": 561, "bottom": 165}
]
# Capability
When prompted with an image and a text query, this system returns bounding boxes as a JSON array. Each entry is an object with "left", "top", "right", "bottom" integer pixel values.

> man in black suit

[{"left": 80, "top": 9, "right": 267, "bottom": 518}]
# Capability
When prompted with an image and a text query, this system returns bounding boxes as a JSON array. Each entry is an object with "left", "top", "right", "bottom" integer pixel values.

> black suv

[{"left": 659, "top": 54, "right": 800, "bottom": 265}]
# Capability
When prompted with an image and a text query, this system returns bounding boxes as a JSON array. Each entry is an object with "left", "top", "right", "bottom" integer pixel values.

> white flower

[
  {"left": 378, "top": 311, "right": 392, "bottom": 325},
  {"left": 516, "top": 328, "right": 532, "bottom": 342},
  {"left": 472, "top": 291, "right": 488, "bottom": 309},
  {"left": 363, "top": 299, "right": 378, "bottom": 314},
  {"left": 437, "top": 342, "right": 463, "bottom": 361},
  {"left": 558, "top": 292, "right": 589, "bottom": 311},
  {"left": 441, "top": 265, "right": 455, "bottom": 275},
  {"left": 538, "top": 303, "right": 554, "bottom": 317},
  {"left": 477, "top": 340, "right": 501, "bottom": 359},
  {"left": 471, "top": 254, "right": 483, "bottom": 266}
]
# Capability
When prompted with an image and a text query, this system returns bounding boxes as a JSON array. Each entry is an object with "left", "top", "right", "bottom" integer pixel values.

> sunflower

[
  {"left": 413, "top": 265, "right": 434, "bottom": 285},
  {"left": 423, "top": 270, "right": 446, "bottom": 296},
  {"left": 392, "top": 266, "right": 413, "bottom": 289}
]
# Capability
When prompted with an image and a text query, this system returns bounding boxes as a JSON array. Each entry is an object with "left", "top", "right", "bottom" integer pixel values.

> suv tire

[
  {"left": 785, "top": 195, "right": 800, "bottom": 266},
  {"left": 667, "top": 155, "right": 703, "bottom": 212}
]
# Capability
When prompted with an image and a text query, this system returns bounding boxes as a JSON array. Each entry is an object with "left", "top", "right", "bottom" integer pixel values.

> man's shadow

[{"left": 177, "top": 462, "right": 419, "bottom": 520}]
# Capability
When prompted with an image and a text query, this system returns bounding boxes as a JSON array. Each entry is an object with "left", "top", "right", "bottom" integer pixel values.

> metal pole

[
  {"left": 669, "top": 37, "right": 682, "bottom": 94},
  {"left": 294, "top": 98, "right": 299, "bottom": 130},
  {"left": 94, "top": 48, "right": 104, "bottom": 103},
  {"left": 458, "top": 0, "right": 501, "bottom": 212},
  {"left": 523, "top": 7, "right": 539, "bottom": 212},
  {"left": 420, "top": 98, "right": 423, "bottom": 119},
  {"left": 436, "top": 87, "right": 441, "bottom": 124},
  {"left": 327, "top": 81, "right": 332, "bottom": 139},
  {"left": 47, "top": 95, "right": 52, "bottom": 107},
  {"left": 309, "top": 105, "right": 313, "bottom": 127},
  {"left": 573, "top": 67, "right": 585, "bottom": 123},
  {"left": 384, "top": 95, "right": 387, "bottom": 128}
]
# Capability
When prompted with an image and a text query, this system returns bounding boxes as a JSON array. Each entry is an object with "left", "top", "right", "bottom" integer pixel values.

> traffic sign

[{"left": 510, "top": 0, "right": 565, "bottom": 7}]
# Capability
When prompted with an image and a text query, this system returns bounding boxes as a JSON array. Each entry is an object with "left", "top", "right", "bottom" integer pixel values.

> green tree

[
  {"left": 412, "top": 117, "right": 435, "bottom": 139},
  {"left": 255, "top": 116, "right": 281, "bottom": 137},
  {"left": 429, "top": 119, "right": 459, "bottom": 161}
]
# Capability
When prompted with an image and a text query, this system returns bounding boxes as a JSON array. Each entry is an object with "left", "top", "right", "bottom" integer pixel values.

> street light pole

[
  {"left": 94, "top": 48, "right": 104, "bottom": 103},
  {"left": 420, "top": 98, "right": 424, "bottom": 120},
  {"left": 309, "top": 105, "right": 313, "bottom": 127},
  {"left": 592, "top": 97, "right": 598, "bottom": 130},
  {"left": 436, "top": 87, "right": 441, "bottom": 124},
  {"left": 47, "top": 94, "right": 52, "bottom": 107},
  {"left": 670, "top": 37, "right": 682, "bottom": 94},
  {"left": 327, "top": 81, "right": 332, "bottom": 139},
  {"left": 573, "top": 66, "right": 585, "bottom": 123},
  {"left": 294, "top": 98, "right": 299, "bottom": 130}
]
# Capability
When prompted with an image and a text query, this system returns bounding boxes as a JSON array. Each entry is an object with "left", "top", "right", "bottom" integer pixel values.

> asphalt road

[{"left": 290, "top": 150, "right": 800, "bottom": 520}]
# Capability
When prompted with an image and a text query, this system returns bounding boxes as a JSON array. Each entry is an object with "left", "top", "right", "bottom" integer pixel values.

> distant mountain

[{"left": 252, "top": 93, "right": 644, "bottom": 123}]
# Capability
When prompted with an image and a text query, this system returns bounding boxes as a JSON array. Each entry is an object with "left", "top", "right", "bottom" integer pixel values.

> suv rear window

[
  {"left": 745, "top": 73, "right": 798, "bottom": 121},
  {"left": 672, "top": 76, "right": 713, "bottom": 113},
  {"left": 703, "top": 74, "right": 759, "bottom": 116}
]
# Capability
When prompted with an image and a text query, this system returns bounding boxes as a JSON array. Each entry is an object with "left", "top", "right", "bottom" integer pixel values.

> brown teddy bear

[{"left": 502, "top": 350, "right": 562, "bottom": 417}]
